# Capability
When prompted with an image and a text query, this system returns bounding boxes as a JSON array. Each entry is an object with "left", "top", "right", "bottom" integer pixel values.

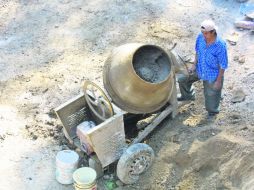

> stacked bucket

[
  {"left": 56, "top": 150, "right": 97, "bottom": 189},
  {"left": 73, "top": 167, "right": 97, "bottom": 190},
  {"left": 56, "top": 150, "right": 79, "bottom": 185}
]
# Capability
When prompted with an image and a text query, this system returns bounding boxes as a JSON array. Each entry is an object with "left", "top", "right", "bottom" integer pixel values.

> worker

[{"left": 177, "top": 19, "right": 228, "bottom": 118}]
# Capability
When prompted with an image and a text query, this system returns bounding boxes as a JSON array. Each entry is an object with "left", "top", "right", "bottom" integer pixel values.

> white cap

[{"left": 201, "top": 20, "right": 218, "bottom": 32}]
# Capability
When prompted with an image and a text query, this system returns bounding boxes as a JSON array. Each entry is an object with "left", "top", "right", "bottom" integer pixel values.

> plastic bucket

[
  {"left": 73, "top": 167, "right": 97, "bottom": 190},
  {"left": 56, "top": 150, "right": 79, "bottom": 184}
]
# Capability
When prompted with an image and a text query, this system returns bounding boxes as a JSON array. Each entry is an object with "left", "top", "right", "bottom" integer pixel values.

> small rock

[
  {"left": 233, "top": 56, "right": 239, "bottom": 62},
  {"left": 241, "top": 126, "right": 248, "bottom": 130},
  {"left": 0, "top": 134, "right": 6, "bottom": 140},
  {"left": 45, "top": 121, "right": 54, "bottom": 126},
  {"left": 49, "top": 131, "right": 55, "bottom": 137},
  {"left": 6, "top": 132, "right": 12, "bottom": 136},
  {"left": 42, "top": 88, "right": 48, "bottom": 93},
  {"left": 47, "top": 109, "right": 57, "bottom": 118},
  {"left": 229, "top": 114, "right": 241, "bottom": 124},
  {"left": 32, "top": 135, "right": 38, "bottom": 140},
  {"left": 53, "top": 134, "right": 59, "bottom": 139},
  {"left": 238, "top": 56, "right": 245, "bottom": 64},
  {"left": 228, "top": 85, "right": 233, "bottom": 90},
  {"left": 231, "top": 88, "right": 246, "bottom": 103},
  {"left": 56, "top": 124, "right": 62, "bottom": 132}
]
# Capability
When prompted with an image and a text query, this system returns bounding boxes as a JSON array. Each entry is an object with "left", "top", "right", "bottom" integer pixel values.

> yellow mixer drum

[{"left": 103, "top": 43, "right": 175, "bottom": 114}]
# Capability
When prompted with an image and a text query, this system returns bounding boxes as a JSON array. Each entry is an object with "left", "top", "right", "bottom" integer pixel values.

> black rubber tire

[{"left": 117, "top": 143, "right": 154, "bottom": 184}]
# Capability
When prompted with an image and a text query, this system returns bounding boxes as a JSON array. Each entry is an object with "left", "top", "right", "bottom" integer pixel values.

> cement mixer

[{"left": 54, "top": 43, "right": 178, "bottom": 185}]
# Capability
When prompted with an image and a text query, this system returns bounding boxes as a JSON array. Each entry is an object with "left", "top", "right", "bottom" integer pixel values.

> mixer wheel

[{"left": 117, "top": 143, "right": 154, "bottom": 184}]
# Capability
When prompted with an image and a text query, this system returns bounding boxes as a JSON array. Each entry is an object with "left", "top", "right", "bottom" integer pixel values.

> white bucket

[
  {"left": 56, "top": 150, "right": 79, "bottom": 184},
  {"left": 73, "top": 167, "right": 97, "bottom": 190}
]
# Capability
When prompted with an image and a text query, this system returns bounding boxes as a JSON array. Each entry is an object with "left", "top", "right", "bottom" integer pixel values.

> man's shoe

[
  {"left": 208, "top": 112, "right": 219, "bottom": 116},
  {"left": 206, "top": 112, "right": 219, "bottom": 121}
]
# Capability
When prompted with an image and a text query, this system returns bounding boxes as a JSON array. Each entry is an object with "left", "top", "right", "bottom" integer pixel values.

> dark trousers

[{"left": 177, "top": 73, "right": 223, "bottom": 114}]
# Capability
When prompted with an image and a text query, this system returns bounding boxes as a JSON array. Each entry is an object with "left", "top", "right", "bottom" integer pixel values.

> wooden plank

[{"left": 131, "top": 105, "right": 173, "bottom": 145}]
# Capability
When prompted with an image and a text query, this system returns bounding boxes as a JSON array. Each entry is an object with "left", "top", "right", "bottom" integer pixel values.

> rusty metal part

[{"left": 103, "top": 43, "right": 175, "bottom": 114}]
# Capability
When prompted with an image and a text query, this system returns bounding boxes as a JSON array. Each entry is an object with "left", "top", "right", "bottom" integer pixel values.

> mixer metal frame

[{"left": 54, "top": 79, "right": 178, "bottom": 184}]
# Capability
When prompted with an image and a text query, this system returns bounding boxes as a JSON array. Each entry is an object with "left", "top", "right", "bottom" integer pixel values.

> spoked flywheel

[{"left": 83, "top": 80, "right": 114, "bottom": 121}]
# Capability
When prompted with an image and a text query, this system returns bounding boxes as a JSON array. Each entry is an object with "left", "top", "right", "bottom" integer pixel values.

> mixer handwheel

[{"left": 83, "top": 80, "right": 114, "bottom": 121}]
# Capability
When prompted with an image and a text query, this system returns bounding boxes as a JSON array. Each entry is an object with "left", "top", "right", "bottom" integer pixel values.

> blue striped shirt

[{"left": 195, "top": 33, "right": 228, "bottom": 82}]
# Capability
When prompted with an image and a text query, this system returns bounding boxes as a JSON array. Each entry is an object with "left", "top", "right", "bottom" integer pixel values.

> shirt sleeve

[
  {"left": 195, "top": 34, "right": 202, "bottom": 52},
  {"left": 217, "top": 42, "right": 228, "bottom": 70}
]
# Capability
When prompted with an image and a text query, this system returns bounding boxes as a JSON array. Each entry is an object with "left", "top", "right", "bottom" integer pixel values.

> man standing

[{"left": 177, "top": 20, "right": 228, "bottom": 117}]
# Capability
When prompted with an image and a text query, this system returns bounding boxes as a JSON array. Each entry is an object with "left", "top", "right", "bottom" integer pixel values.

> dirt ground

[{"left": 0, "top": 0, "right": 254, "bottom": 189}]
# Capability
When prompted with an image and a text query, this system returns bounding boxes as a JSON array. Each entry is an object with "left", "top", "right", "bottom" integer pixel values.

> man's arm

[
  {"left": 214, "top": 42, "right": 228, "bottom": 89},
  {"left": 214, "top": 67, "right": 224, "bottom": 90}
]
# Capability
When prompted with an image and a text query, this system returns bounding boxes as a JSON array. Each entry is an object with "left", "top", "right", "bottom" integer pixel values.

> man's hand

[
  {"left": 213, "top": 80, "right": 222, "bottom": 90},
  {"left": 188, "top": 64, "right": 196, "bottom": 74},
  {"left": 214, "top": 68, "right": 225, "bottom": 90}
]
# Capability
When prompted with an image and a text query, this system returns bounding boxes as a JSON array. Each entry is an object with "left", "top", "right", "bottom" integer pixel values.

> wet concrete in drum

[{"left": 133, "top": 46, "right": 171, "bottom": 83}]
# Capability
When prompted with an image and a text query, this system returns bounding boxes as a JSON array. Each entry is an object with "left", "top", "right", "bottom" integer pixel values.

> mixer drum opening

[{"left": 132, "top": 45, "right": 171, "bottom": 84}]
